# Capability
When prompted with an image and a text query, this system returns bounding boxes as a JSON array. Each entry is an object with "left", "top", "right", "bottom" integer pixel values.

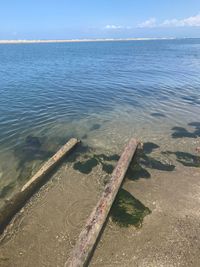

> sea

[{"left": 0, "top": 38, "right": 200, "bottom": 206}]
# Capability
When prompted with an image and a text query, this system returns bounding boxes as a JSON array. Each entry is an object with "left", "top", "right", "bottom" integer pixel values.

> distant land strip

[{"left": 0, "top": 37, "right": 178, "bottom": 44}]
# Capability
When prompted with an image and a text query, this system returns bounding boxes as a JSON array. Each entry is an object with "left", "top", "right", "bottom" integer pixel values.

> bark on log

[
  {"left": 0, "top": 138, "right": 80, "bottom": 234},
  {"left": 66, "top": 138, "right": 138, "bottom": 267}
]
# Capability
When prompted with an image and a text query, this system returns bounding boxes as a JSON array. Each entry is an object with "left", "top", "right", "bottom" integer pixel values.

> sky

[{"left": 1, "top": 0, "right": 200, "bottom": 39}]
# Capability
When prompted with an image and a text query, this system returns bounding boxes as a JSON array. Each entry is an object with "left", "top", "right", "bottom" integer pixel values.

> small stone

[{"left": 20, "top": 208, "right": 25, "bottom": 213}]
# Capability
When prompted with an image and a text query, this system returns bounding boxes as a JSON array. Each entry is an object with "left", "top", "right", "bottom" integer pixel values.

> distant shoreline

[{"left": 0, "top": 37, "right": 179, "bottom": 44}]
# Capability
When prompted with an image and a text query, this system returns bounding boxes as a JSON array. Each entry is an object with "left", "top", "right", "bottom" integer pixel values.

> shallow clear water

[{"left": 0, "top": 39, "right": 200, "bottom": 204}]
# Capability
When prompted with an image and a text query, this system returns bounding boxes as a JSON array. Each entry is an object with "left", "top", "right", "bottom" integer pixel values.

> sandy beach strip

[{"left": 0, "top": 37, "right": 176, "bottom": 44}]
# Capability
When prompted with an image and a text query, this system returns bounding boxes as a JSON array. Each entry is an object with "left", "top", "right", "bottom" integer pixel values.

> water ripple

[{"left": 0, "top": 39, "right": 200, "bottom": 202}]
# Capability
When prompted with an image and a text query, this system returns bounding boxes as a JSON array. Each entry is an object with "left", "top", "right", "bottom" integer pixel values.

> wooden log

[
  {"left": 66, "top": 138, "right": 138, "bottom": 267},
  {"left": 21, "top": 138, "right": 79, "bottom": 191},
  {"left": 0, "top": 138, "right": 80, "bottom": 234}
]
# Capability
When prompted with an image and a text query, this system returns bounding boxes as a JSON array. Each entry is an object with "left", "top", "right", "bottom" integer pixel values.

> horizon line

[{"left": 0, "top": 37, "right": 198, "bottom": 44}]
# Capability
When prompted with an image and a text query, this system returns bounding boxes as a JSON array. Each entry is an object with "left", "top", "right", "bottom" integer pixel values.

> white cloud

[
  {"left": 104, "top": 14, "right": 200, "bottom": 31},
  {"left": 138, "top": 14, "right": 200, "bottom": 28},
  {"left": 138, "top": 18, "right": 157, "bottom": 28},
  {"left": 104, "top": 25, "right": 132, "bottom": 30},
  {"left": 104, "top": 25, "right": 123, "bottom": 30},
  {"left": 161, "top": 14, "right": 200, "bottom": 27}
]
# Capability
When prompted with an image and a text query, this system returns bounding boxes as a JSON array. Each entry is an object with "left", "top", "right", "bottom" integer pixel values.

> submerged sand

[{"left": 0, "top": 143, "right": 200, "bottom": 267}]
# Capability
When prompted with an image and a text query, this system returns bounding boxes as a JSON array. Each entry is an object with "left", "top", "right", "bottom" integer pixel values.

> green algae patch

[
  {"left": 125, "top": 141, "right": 175, "bottom": 181},
  {"left": 162, "top": 151, "right": 200, "bottom": 168},
  {"left": 171, "top": 121, "right": 200, "bottom": 139},
  {"left": 142, "top": 142, "right": 160, "bottom": 154},
  {"left": 111, "top": 189, "right": 151, "bottom": 227},
  {"left": 102, "top": 163, "right": 114, "bottom": 174},
  {"left": 171, "top": 126, "right": 196, "bottom": 139},
  {"left": 73, "top": 152, "right": 119, "bottom": 174},
  {"left": 126, "top": 162, "right": 151, "bottom": 180},
  {"left": 73, "top": 158, "right": 98, "bottom": 174},
  {"left": 141, "top": 154, "right": 175, "bottom": 171}
]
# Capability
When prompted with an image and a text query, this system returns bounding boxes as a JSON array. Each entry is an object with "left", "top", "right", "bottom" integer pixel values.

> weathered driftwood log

[
  {"left": 0, "top": 138, "right": 80, "bottom": 234},
  {"left": 66, "top": 138, "right": 138, "bottom": 267},
  {"left": 21, "top": 138, "right": 79, "bottom": 191}
]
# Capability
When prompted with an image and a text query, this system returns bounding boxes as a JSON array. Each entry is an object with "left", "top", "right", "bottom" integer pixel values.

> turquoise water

[{"left": 0, "top": 39, "right": 200, "bottom": 203}]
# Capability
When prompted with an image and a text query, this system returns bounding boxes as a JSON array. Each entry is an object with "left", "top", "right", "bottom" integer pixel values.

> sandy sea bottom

[
  {"left": 0, "top": 103, "right": 200, "bottom": 266},
  {"left": 0, "top": 102, "right": 200, "bottom": 205}
]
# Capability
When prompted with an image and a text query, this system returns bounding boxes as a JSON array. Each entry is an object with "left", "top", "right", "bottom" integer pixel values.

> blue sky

[{"left": 1, "top": 0, "right": 200, "bottom": 39}]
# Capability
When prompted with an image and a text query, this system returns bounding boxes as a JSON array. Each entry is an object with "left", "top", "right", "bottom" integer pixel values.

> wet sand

[
  {"left": 0, "top": 141, "right": 200, "bottom": 267},
  {"left": 91, "top": 166, "right": 200, "bottom": 267}
]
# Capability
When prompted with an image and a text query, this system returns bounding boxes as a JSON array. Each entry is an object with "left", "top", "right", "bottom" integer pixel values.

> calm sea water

[{"left": 0, "top": 39, "right": 200, "bottom": 204}]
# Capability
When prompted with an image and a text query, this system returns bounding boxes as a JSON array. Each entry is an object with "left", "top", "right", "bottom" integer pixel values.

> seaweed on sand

[
  {"left": 150, "top": 112, "right": 166, "bottom": 118},
  {"left": 142, "top": 142, "right": 160, "bottom": 154},
  {"left": 171, "top": 127, "right": 196, "bottom": 139},
  {"left": 73, "top": 152, "right": 119, "bottom": 175},
  {"left": 171, "top": 122, "right": 200, "bottom": 139},
  {"left": 111, "top": 188, "right": 151, "bottom": 227},
  {"left": 140, "top": 154, "right": 175, "bottom": 171},
  {"left": 162, "top": 151, "right": 200, "bottom": 168},
  {"left": 126, "top": 162, "right": 151, "bottom": 180},
  {"left": 126, "top": 142, "right": 175, "bottom": 181},
  {"left": 188, "top": 122, "right": 200, "bottom": 137},
  {"left": 74, "top": 158, "right": 98, "bottom": 174}
]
